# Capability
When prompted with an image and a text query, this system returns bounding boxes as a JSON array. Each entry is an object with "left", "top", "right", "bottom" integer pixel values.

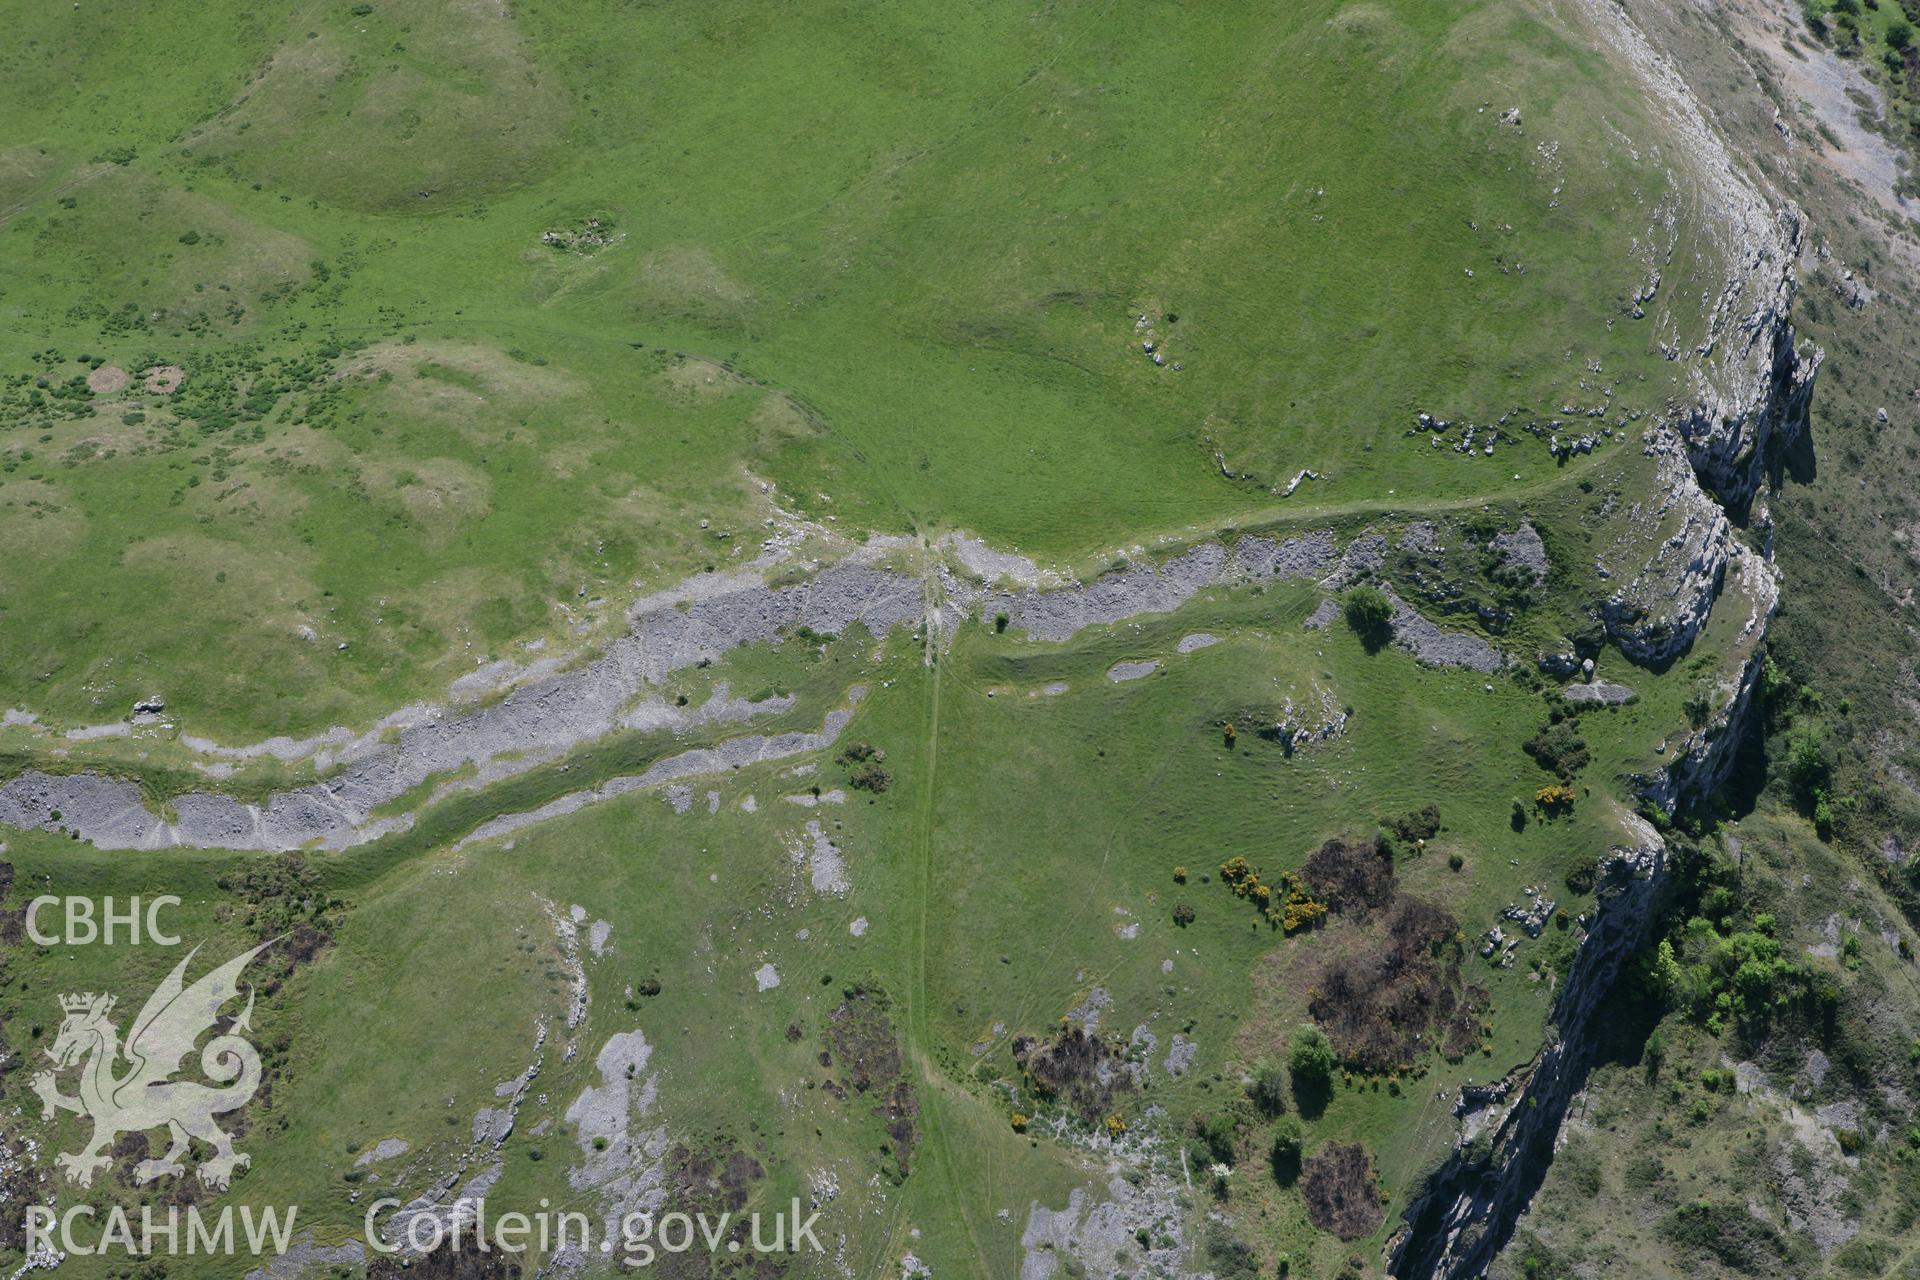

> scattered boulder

[
  {"left": 1488, "top": 522, "right": 1549, "bottom": 585},
  {"left": 1536, "top": 652, "right": 1579, "bottom": 678}
]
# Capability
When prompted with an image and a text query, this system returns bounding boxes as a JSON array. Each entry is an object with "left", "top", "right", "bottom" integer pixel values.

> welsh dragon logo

[{"left": 32, "top": 941, "right": 273, "bottom": 1190}]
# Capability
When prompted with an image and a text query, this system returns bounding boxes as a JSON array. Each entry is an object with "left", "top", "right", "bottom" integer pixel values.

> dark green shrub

[{"left": 1343, "top": 586, "right": 1393, "bottom": 651}]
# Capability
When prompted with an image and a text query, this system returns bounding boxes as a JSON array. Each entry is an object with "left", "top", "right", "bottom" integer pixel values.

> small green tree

[
  {"left": 1343, "top": 586, "right": 1394, "bottom": 652},
  {"left": 1288, "top": 1026, "right": 1337, "bottom": 1090},
  {"left": 1247, "top": 1059, "right": 1288, "bottom": 1116},
  {"left": 1784, "top": 725, "right": 1829, "bottom": 802},
  {"left": 1269, "top": 1116, "right": 1304, "bottom": 1185},
  {"left": 1194, "top": 1112, "right": 1240, "bottom": 1166}
]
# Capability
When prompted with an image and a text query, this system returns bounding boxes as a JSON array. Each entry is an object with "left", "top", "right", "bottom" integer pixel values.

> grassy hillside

[
  {"left": 0, "top": 2, "right": 1822, "bottom": 1279},
  {"left": 0, "top": 0, "right": 1724, "bottom": 736}
]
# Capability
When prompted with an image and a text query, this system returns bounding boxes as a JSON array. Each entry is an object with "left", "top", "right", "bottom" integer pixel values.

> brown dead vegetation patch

[
  {"left": 0, "top": 861, "right": 19, "bottom": 950},
  {"left": 824, "top": 985, "right": 917, "bottom": 1179},
  {"left": 1301, "top": 1142, "right": 1384, "bottom": 1239},
  {"left": 1291, "top": 830, "right": 1481, "bottom": 1072},
  {"left": 647, "top": 1139, "right": 769, "bottom": 1278},
  {"left": 142, "top": 365, "right": 184, "bottom": 394},
  {"left": 873, "top": 1080, "right": 919, "bottom": 1177},
  {"left": 1302, "top": 834, "right": 1396, "bottom": 918},
  {"left": 825, "top": 985, "right": 903, "bottom": 1091},
  {"left": 1308, "top": 896, "right": 1474, "bottom": 1073},
  {"left": 666, "top": 1137, "right": 766, "bottom": 1215},
  {"left": 370, "top": 1240, "right": 519, "bottom": 1278},
  {"left": 1012, "top": 1025, "right": 1134, "bottom": 1123},
  {"left": 86, "top": 365, "right": 129, "bottom": 395}
]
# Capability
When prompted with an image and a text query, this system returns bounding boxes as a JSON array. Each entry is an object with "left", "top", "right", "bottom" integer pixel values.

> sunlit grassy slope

[{"left": 0, "top": 0, "right": 1726, "bottom": 735}]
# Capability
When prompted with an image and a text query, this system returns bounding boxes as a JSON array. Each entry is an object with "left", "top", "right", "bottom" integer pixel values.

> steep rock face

[
  {"left": 1387, "top": 836, "right": 1668, "bottom": 1280},
  {"left": 1391, "top": 4, "right": 1819, "bottom": 1274},
  {"left": 1601, "top": 443, "right": 1737, "bottom": 664},
  {"left": 1673, "top": 205, "right": 1822, "bottom": 508},
  {"left": 1573, "top": 0, "right": 1821, "bottom": 510},
  {"left": 1640, "top": 541, "right": 1780, "bottom": 813}
]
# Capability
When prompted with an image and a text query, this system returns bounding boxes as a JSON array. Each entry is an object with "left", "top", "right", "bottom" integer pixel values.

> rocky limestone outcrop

[
  {"left": 0, "top": 563, "right": 921, "bottom": 852},
  {"left": 1639, "top": 551, "right": 1777, "bottom": 814},
  {"left": 1672, "top": 204, "right": 1821, "bottom": 509},
  {"left": 1572, "top": 0, "right": 1821, "bottom": 512},
  {"left": 1600, "top": 443, "right": 1738, "bottom": 664},
  {"left": 1388, "top": 833, "right": 1668, "bottom": 1280}
]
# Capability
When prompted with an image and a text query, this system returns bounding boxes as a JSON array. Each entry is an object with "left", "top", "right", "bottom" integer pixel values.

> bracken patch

[
  {"left": 1308, "top": 896, "right": 1472, "bottom": 1073},
  {"left": 1300, "top": 1142, "right": 1384, "bottom": 1240}
]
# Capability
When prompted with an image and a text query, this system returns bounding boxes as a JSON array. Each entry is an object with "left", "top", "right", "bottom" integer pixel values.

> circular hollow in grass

[
  {"left": 141, "top": 364, "right": 184, "bottom": 394},
  {"left": 87, "top": 365, "right": 129, "bottom": 394}
]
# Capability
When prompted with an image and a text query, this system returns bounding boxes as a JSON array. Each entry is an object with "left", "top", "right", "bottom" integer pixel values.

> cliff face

[
  {"left": 1640, "top": 545, "right": 1778, "bottom": 813},
  {"left": 1601, "top": 444, "right": 1739, "bottom": 665},
  {"left": 1387, "top": 7, "right": 1820, "bottom": 1272},
  {"left": 1387, "top": 836, "right": 1668, "bottom": 1280},
  {"left": 1600, "top": 217, "right": 1814, "bottom": 668},
  {"left": 1572, "top": 0, "right": 1823, "bottom": 514},
  {"left": 1671, "top": 206, "right": 1822, "bottom": 510},
  {"left": 1392, "top": 216, "right": 1807, "bottom": 1280}
]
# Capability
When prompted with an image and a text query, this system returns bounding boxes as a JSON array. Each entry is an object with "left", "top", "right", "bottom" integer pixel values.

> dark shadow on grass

[
  {"left": 1290, "top": 1073, "right": 1332, "bottom": 1121},
  {"left": 1270, "top": 1146, "right": 1302, "bottom": 1187}
]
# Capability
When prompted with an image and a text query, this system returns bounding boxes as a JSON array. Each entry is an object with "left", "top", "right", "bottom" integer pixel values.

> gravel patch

[
  {"left": 1066, "top": 987, "right": 1112, "bottom": 1034},
  {"left": 795, "top": 819, "right": 849, "bottom": 895},
  {"left": 1233, "top": 530, "right": 1340, "bottom": 580},
  {"left": 1021, "top": 1174, "right": 1188, "bottom": 1280},
  {"left": 1382, "top": 586, "right": 1505, "bottom": 671},
  {"left": 1318, "top": 532, "right": 1388, "bottom": 590},
  {"left": 945, "top": 533, "right": 1048, "bottom": 587},
  {"left": 64, "top": 723, "right": 132, "bottom": 741},
  {"left": 1176, "top": 632, "right": 1219, "bottom": 653},
  {"left": 2, "top": 551, "right": 912, "bottom": 850},
  {"left": 244, "top": 1235, "right": 365, "bottom": 1279},
  {"left": 453, "top": 701, "right": 860, "bottom": 852},
  {"left": 1400, "top": 521, "right": 1437, "bottom": 551},
  {"left": 784, "top": 789, "right": 847, "bottom": 807},
  {"left": 87, "top": 365, "right": 130, "bottom": 394},
  {"left": 1563, "top": 680, "right": 1635, "bottom": 704},
  {"left": 1008, "top": 543, "right": 1229, "bottom": 642},
  {"left": 1106, "top": 660, "right": 1159, "bottom": 683},
  {"left": 754, "top": 963, "right": 781, "bottom": 991},
  {"left": 561, "top": 1031, "right": 669, "bottom": 1266},
  {"left": 354, "top": 1137, "right": 411, "bottom": 1167}
]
